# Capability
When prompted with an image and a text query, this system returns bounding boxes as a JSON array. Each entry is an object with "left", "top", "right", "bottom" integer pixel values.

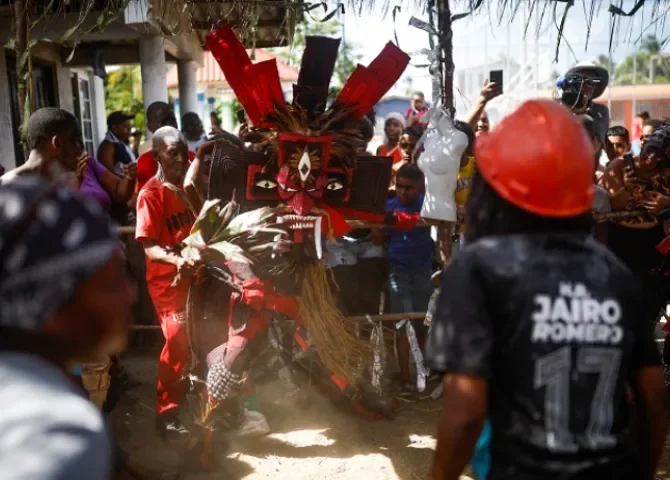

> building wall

[{"left": 593, "top": 98, "right": 670, "bottom": 137}]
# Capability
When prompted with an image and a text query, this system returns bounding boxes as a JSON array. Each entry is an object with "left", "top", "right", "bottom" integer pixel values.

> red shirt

[
  {"left": 377, "top": 144, "right": 403, "bottom": 164},
  {"left": 137, "top": 150, "right": 196, "bottom": 192},
  {"left": 136, "top": 177, "right": 195, "bottom": 313}
]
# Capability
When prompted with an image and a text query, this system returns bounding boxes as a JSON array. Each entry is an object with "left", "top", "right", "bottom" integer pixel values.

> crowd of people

[{"left": 2, "top": 54, "right": 670, "bottom": 480}]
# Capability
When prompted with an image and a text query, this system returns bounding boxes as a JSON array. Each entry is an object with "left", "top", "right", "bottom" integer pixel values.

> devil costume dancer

[{"left": 174, "top": 26, "right": 419, "bottom": 464}]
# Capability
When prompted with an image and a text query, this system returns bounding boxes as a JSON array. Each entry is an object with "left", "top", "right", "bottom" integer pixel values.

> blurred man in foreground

[
  {"left": 427, "top": 100, "right": 668, "bottom": 480},
  {"left": 0, "top": 178, "right": 135, "bottom": 479}
]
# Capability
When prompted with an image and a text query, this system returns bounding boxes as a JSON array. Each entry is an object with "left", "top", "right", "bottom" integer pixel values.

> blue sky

[{"left": 338, "top": 1, "right": 670, "bottom": 102}]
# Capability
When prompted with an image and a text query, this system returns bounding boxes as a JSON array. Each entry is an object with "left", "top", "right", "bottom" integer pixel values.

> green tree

[
  {"left": 613, "top": 35, "right": 670, "bottom": 85},
  {"left": 270, "top": 16, "right": 362, "bottom": 91},
  {"left": 595, "top": 54, "right": 615, "bottom": 72},
  {"left": 104, "top": 66, "right": 145, "bottom": 131}
]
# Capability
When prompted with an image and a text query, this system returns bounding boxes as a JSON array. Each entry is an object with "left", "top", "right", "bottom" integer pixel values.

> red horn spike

[
  {"left": 335, "top": 42, "right": 410, "bottom": 121},
  {"left": 206, "top": 26, "right": 285, "bottom": 126},
  {"left": 245, "top": 60, "right": 286, "bottom": 120}
]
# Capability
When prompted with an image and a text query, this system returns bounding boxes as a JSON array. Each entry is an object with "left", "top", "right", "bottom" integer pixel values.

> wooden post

[{"left": 12, "top": 0, "right": 30, "bottom": 160}]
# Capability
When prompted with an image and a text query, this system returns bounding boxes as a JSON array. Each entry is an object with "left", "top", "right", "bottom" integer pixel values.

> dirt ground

[
  {"left": 111, "top": 344, "right": 453, "bottom": 480},
  {"left": 111, "top": 344, "right": 670, "bottom": 480}
]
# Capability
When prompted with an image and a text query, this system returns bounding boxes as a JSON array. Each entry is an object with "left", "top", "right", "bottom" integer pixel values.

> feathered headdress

[{"left": 206, "top": 25, "right": 409, "bottom": 176}]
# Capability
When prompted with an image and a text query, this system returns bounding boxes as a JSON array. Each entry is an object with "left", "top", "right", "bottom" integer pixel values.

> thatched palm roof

[{"left": 4, "top": 1, "right": 670, "bottom": 53}]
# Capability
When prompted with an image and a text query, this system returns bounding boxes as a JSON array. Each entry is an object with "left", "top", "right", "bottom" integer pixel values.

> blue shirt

[{"left": 386, "top": 194, "right": 433, "bottom": 272}]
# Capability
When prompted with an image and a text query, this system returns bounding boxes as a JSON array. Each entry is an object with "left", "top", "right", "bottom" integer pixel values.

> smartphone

[
  {"left": 489, "top": 70, "right": 503, "bottom": 92},
  {"left": 236, "top": 109, "right": 246, "bottom": 123}
]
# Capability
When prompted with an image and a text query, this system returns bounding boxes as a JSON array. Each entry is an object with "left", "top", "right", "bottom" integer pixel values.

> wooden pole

[
  {"left": 129, "top": 311, "right": 428, "bottom": 331},
  {"left": 12, "top": 0, "right": 30, "bottom": 160},
  {"left": 114, "top": 210, "right": 648, "bottom": 237}
]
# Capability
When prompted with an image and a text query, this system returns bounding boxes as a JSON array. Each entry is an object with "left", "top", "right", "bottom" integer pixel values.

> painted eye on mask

[
  {"left": 255, "top": 179, "right": 277, "bottom": 189},
  {"left": 326, "top": 180, "right": 344, "bottom": 191},
  {"left": 282, "top": 185, "right": 298, "bottom": 193}
]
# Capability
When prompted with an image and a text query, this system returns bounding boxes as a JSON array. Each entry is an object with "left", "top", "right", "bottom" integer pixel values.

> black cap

[{"left": 107, "top": 111, "right": 133, "bottom": 128}]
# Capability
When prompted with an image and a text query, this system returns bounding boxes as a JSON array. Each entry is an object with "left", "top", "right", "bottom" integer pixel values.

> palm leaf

[
  {"left": 214, "top": 206, "right": 282, "bottom": 240},
  {"left": 190, "top": 199, "right": 224, "bottom": 243},
  {"left": 205, "top": 241, "right": 249, "bottom": 264}
]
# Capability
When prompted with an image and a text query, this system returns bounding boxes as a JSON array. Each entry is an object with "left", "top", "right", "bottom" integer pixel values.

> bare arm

[
  {"left": 140, "top": 239, "right": 189, "bottom": 271},
  {"left": 185, "top": 140, "right": 217, "bottom": 213},
  {"left": 464, "top": 80, "right": 502, "bottom": 129},
  {"left": 184, "top": 155, "right": 204, "bottom": 212},
  {"left": 432, "top": 374, "right": 488, "bottom": 480},
  {"left": 97, "top": 141, "right": 117, "bottom": 173},
  {"left": 98, "top": 167, "right": 136, "bottom": 202},
  {"left": 465, "top": 97, "right": 488, "bottom": 129},
  {"left": 632, "top": 366, "right": 669, "bottom": 479}
]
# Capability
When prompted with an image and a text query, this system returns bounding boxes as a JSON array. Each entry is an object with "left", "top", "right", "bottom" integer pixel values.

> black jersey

[{"left": 426, "top": 233, "right": 661, "bottom": 480}]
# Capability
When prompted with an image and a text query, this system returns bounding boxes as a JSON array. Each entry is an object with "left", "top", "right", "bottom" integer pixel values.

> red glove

[{"left": 386, "top": 211, "right": 421, "bottom": 231}]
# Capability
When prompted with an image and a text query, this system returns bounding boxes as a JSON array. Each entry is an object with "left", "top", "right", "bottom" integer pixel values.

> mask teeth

[
  {"left": 277, "top": 216, "right": 286, "bottom": 224},
  {"left": 314, "top": 216, "right": 323, "bottom": 260}
]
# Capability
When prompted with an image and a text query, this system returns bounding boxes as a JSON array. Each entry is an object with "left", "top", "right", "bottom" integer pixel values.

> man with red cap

[{"left": 426, "top": 99, "right": 668, "bottom": 480}]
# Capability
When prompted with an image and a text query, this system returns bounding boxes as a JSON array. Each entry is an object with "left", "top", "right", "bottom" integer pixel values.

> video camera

[{"left": 554, "top": 73, "right": 604, "bottom": 112}]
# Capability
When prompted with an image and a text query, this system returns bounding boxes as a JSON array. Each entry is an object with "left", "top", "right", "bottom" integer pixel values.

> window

[
  {"left": 71, "top": 73, "right": 94, "bottom": 156},
  {"left": 71, "top": 74, "right": 81, "bottom": 123},
  {"left": 79, "top": 78, "right": 94, "bottom": 156}
]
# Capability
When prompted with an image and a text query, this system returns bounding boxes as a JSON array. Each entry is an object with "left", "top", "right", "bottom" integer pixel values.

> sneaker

[{"left": 233, "top": 409, "right": 270, "bottom": 437}]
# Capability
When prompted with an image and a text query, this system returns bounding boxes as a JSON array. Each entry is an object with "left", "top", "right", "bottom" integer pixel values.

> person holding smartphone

[{"left": 464, "top": 77, "right": 502, "bottom": 135}]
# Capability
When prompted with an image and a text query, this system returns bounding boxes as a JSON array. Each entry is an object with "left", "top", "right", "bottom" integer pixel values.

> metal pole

[
  {"left": 437, "top": 0, "right": 454, "bottom": 117},
  {"left": 535, "top": 4, "right": 540, "bottom": 94},
  {"left": 428, "top": 8, "right": 442, "bottom": 107},
  {"left": 632, "top": 48, "right": 637, "bottom": 117}
]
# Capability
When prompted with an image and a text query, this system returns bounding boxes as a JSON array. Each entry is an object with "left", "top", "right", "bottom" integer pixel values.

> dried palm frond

[
  {"left": 297, "top": 262, "right": 371, "bottom": 385},
  {"left": 249, "top": 100, "right": 364, "bottom": 174}
]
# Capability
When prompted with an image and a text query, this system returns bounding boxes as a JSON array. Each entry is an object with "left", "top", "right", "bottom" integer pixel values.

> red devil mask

[{"left": 276, "top": 133, "right": 332, "bottom": 215}]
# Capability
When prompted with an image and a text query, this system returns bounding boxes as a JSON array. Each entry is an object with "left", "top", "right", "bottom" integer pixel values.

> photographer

[{"left": 556, "top": 61, "right": 610, "bottom": 147}]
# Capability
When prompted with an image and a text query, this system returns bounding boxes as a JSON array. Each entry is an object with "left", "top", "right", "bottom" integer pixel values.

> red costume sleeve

[{"left": 336, "top": 207, "right": 421, "bottom": 231}]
